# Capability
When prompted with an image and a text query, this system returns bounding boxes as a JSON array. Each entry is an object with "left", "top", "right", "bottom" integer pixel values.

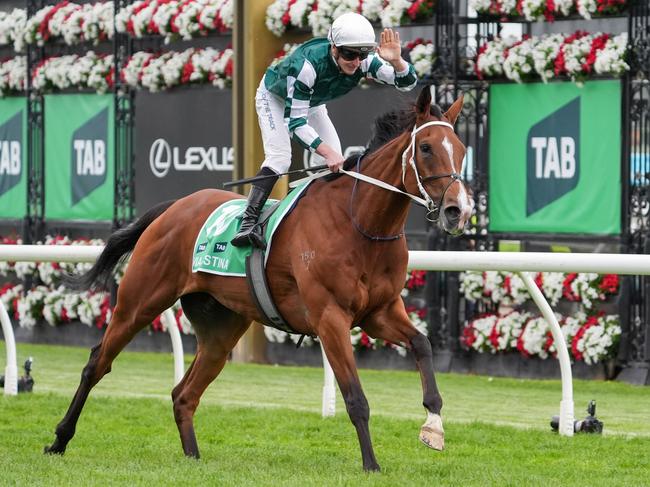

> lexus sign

[
  {"left": 149, "top": 138, "right": 234, "bottom": 178},
  {"left": 135, "top": 88, "right": 233, "bottom": 215}
]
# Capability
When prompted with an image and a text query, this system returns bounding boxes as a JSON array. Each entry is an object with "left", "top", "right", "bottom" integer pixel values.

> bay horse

[{"left": 44, "top": 85, "right": 472, "bottom": 472}]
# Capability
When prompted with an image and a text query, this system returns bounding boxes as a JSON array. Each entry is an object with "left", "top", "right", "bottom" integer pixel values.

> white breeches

[{"left": 256, "top": 80, "right": 342, "bottom": 174}]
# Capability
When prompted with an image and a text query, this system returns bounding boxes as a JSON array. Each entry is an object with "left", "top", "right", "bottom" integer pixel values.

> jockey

[{"left": 231, "top": 12, "right": 418, "bottom": 249}]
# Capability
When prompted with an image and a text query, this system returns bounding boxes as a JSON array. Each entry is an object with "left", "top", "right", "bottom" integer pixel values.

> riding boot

[{"left": 231, "top": 168, "right": 279, "bottom": 249}]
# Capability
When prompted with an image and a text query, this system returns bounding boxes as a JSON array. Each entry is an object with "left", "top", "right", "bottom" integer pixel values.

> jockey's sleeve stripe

[
  {"left": 285, "top": 60, "right": 320, "bottom": 151},
  {"left": 365, "top": 55, "right": 417, "bottom": 92}
]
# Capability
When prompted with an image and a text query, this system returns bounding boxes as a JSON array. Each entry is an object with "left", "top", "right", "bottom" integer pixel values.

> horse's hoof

[
  {"left": 419, "top": 413, "right": 444, "bottom": 451},
  {"left": 419, "top": 427, "right": 444, "bottom": 451},
  {"left": 363, "top": 463, "right": 381, "bottom": 472},
  {"left": 43, "top": 444, "right": 65, "bottom": 455}
]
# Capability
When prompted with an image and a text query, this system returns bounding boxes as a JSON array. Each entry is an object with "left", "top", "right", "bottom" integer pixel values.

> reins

[{"left": 343, "top": 119, "right": 465, "bottom": 241}]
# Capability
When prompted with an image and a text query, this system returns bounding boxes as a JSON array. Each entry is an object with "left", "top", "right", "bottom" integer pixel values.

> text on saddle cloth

[{"left": 191, "top": 182, "right": 312, "bottom": 277}]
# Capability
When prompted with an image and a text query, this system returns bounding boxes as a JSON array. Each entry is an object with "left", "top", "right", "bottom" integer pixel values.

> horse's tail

[{"left": 65, "top": 200, "right": 177, "bottom": 291}]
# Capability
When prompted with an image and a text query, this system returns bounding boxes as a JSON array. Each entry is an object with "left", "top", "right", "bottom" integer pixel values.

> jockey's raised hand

[{"left": 376, "top": 28, "right": 408, "bottom": 72}]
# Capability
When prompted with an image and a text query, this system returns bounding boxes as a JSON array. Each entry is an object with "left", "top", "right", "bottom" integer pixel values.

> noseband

[{"left": 401, "top": 120, "right": 464, "bottom": 222}]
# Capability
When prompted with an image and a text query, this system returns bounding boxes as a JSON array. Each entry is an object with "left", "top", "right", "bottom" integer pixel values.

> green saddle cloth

[{"left": 191, "top": 182, "right": 311, "bottom": 277}]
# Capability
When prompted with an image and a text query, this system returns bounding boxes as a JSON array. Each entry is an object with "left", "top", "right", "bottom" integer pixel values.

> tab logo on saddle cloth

[
  {"left": 526, "top": 97, "right": 580, "bottom": 216},
  {"left": 191, "top": 182, "right": 312, "bottom": 277}
]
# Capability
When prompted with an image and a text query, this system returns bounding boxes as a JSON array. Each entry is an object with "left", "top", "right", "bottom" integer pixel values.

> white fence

[
  {"left": 4, "top": 246, "right": 650, "bottom": 437},
  {"left": 0, "top": 245, "right": 185, "bottom": 397},
  {"left": 319, "top": 250, "right": 650, "bottom": 437}
]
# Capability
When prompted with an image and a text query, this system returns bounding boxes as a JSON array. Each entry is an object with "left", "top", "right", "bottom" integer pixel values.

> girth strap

[{"left": 245, "top": 202, "right": 295, "bottom": 334}]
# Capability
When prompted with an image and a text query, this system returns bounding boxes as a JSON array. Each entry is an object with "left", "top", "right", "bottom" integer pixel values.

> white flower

[
  {"left": 459, "top": 271, "right": 484, "bottom": 302},
  {"left": 266, "top": 0, "right": 290, "bottom": 37},
  {"left": 576, "top": 0, "right": 597, "bottom": 19},
  {"left": 0, "top": 56, "right": 27, "bottom": 97},
  {"left": 380, "top": 0, "right": 411, "bottom": 28},
  {"left": 594, "top": 33, "right": 629, "bottom": 76},
  {"left": 532, "top": 34, "right": 564, "bottom": 82},
  {"left": 503, "top": 37, "right": 537, "bottom": 83},
  {"left": 409, "top": 41, "right": 434, "bottom": 78},
  {"left": 519, "top": 316, "right": 554, "bottom": 359}
]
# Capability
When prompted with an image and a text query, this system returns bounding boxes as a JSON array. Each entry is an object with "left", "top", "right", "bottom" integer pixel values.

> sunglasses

[{"left": 338, "top": 47, "right": 373, "bottom": 61}]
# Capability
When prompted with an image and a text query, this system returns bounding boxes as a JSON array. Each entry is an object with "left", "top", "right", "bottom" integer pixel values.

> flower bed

[
  {"left": 122, "top": 47, "right": 233, "bottom": 92},
  {"left": 115, "top": 0, "right": 233, "bottom": 42},
  {"left": 0, "top": 1, "right": 233, "bottom": 52},
  {"left": 469, "top": 0, "right": 628, "bottom": 21},
  {"left": 265, "top": 0, "right": 435, "bottom": 37},
  {"left": 15, "top": 46, "right": 233, "bottom": 95},
  {"left": 459, "top": 270, "right": 622, "bottom": 366},
  {"left": 473, "top": 31, "right": 629, "bottom": 84}
]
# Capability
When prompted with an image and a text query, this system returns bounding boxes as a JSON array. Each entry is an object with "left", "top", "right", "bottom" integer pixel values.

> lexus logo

[
  {"left": 150, "top": 138, "right": 172, "bottom": 178},
  {"left": 149, "top": 138, "right": 234, "bottom": 178}
]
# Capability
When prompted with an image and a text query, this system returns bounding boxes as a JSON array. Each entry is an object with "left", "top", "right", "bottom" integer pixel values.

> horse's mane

[{"left": 324, "top": 103, "right": 444, "bottom": 181}]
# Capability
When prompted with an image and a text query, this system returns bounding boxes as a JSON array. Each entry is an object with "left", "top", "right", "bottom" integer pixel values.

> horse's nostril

[{"left": 444, "top": 206, "right": 461, "bottom": 224}]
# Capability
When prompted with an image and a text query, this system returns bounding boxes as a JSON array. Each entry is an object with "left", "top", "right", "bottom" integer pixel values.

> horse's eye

[{"left": 420, "top": 143, "right": 432, "bottom": 154}]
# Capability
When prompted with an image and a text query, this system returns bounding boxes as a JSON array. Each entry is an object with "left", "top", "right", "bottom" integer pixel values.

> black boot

[{"left": 231, "top": 168, "right": 278, "bottom": 248}]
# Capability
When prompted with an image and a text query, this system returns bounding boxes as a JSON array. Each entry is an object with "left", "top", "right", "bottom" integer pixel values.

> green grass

[{"left": 1, "top": 342, "right": 649, "bottom": 486}]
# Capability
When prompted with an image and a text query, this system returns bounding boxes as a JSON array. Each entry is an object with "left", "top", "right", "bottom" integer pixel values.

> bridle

[
  {"left": 342, "top": 119, "right": 466, "bottom": 241},
  {"left": 401, "top": 120, "right": 464, "bottom": 222}
]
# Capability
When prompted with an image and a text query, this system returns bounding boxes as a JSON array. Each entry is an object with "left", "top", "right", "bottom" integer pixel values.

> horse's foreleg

[
  {"left": 171, "top": 308, "right": 249, "bottom": 459},
  {"left": 364, "top": 299, "right": 445, "bottom": 451},
  {"left": 318, "top": 310, "right": 380, "bottom": 472}
]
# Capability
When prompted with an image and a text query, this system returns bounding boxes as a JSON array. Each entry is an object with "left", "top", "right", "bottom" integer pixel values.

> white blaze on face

[{"left": 442, "top": 136, "right": 472, "bottom": 222}]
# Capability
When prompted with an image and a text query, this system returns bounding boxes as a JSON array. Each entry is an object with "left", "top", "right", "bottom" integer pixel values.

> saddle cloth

[{"left": 191, "top": 182, "right": 311, "bottom": 277}]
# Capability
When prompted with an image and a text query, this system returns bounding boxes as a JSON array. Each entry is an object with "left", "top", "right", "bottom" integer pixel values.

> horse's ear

[
  {"left": 415, "top": 85, "right": 433, "bottom": 117},
  {"left": 444, "top": 93, "right": 464, "bottom": 126}
]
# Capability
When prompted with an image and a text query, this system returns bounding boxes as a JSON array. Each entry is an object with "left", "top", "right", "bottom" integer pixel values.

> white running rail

[
  {"left": 319, "top": 251, "right": 650, "bottom": 438},
  {"left": 0, "top": 245, "right": 184, "bottom": 396}
]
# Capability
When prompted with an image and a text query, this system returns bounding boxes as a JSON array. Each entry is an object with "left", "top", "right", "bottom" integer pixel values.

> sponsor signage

[
  {"left": 0, "top": 97, "right": 27, "bottom": 219},
  {"left": 489, "top": 80, "right": 621, "bottom": 234},
  {"left": 135, "top": 89, "right": 233, "bottom": 215},
  {"left": 44, "top": 94, "right": 114, "bottom": 220}
]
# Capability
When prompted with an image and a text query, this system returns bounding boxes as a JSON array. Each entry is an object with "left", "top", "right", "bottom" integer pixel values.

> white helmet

[{"left": 327, "top": 12, "right": 376, "bottom": 52}]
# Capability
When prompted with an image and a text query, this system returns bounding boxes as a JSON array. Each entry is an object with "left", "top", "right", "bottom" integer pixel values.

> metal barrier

[
  {"left": 320, "top": 251, "right": 650, "bottom": 438},
  {"left": 0, "top": 245, "right": 184, "bottom": 396}
]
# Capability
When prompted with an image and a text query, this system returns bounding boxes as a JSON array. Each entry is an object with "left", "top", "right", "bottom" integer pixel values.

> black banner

[{"left": 134, "top": 87, "right": 233, "bottom": 215}]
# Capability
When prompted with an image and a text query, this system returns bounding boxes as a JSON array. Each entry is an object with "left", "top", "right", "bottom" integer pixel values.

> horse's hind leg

[
  {"left": 44, "top": 278, "right": 178, "bottom": 455},
  {"left": 363, "top": 298, "right": 445, "bottom": 451},
  {"left": 171, "top": 293, "right": 250, "bottom": 458}
]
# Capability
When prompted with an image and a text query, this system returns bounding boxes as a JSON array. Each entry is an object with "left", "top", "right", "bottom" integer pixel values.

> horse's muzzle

[{"left": 441, "top": 204, "right": 469, "bottom": 236}]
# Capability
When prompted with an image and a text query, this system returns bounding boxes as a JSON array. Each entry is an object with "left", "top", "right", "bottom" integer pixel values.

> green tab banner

[
  {"left": 44, "top": 94, "right": 114, "bottom": 220},
  {"left": 0, "top": 97, "right": 27, "bottom": 219},
  {"left": 489, "top": 80, "right": 621, "bottom": 234}
]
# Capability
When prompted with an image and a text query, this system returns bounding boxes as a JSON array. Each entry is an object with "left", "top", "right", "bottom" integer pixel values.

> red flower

[
  {"left": 359, "top": 331, "right": 372, "bottom": 348},
  {"left": 516, "top": 319, "right": 531, "bottom": 357},
  {"left": 599, "top": 274, "right": 619, "bottom": 294},
  {"left": 461, "top": 324, "right": 476, "bottom": 348},
  {"left": 181, "top": 60, "right": 194, "bottom": 83},
  {"left": 489, "top": 320, "right": 501, "bottom": 350},
  {"left": 562, "top": 273, "right": 579, "bottom": 301},
  {"left": 406, "top": 270, "right": 426, "bottom": 289}
]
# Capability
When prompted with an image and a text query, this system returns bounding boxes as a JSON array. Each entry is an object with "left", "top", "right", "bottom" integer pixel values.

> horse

[{"left": 44, "top": 85, "right": 472, "bottom": 472}]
